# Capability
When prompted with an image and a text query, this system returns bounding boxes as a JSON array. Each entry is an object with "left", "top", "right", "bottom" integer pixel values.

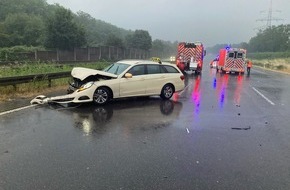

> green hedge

[
  {"left": 254, "top": 61, "right": 288, "bottom": 70},
  {"left": 247, "top": 51, "right": 290, "bottom": 60}
]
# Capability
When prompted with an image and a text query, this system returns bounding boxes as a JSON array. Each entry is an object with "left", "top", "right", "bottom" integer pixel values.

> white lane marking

[
  {"left": 252, "top": 87, "right": 275, "bottom": 105},
  {"left": 0, "top": 105, "right": 36, "bottom": 116},
  {"left": 186, "top": 128, "right": 190, "bottom": 134}
]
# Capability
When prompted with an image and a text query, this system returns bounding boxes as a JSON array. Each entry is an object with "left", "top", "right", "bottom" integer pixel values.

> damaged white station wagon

[{"left": 31, "top": 59, "right": 185, "bottom": 105}]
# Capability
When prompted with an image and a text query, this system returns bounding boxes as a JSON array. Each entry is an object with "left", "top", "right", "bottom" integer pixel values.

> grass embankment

[
  {"left": 252, "top": 58, "right": 290, "bottom": 74},
  {"left": 0, "top": 61, "right": 111, "bottom": 102}
]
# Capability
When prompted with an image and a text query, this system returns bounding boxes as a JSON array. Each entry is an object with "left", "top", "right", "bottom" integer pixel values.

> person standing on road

[{"left": 246, "top": 59, "right": 252, "bottom": 74}]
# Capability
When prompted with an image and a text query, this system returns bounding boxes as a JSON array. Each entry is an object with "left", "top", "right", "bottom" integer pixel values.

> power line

[{"left": 256, "top": 0, "right": 283, "bottom": 29}]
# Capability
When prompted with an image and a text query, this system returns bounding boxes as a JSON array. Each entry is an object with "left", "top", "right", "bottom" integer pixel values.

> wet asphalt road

[{"left": 1, "top": 58, "right": 290, "bottom": 190}]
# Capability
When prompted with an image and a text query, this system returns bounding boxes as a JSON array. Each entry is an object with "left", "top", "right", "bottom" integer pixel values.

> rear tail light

[
  {"left": 180, "top": 75, "right": 185, "bottom": 81},
  {"left": 198, "top": 61, "right": 202, "bottom": 67}
]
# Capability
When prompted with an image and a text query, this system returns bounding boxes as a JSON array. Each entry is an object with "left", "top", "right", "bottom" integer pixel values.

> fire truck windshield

[{"left": 184, "top": 43, "right": 196, "bottom": 48}]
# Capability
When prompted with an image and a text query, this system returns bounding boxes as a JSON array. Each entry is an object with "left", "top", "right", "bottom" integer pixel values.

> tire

[
  {"left": 93, "top": 87, "right": 111, "bottom": 105},
  {"left": 160, "top": 84, "right": 174, "bottom": 100}
]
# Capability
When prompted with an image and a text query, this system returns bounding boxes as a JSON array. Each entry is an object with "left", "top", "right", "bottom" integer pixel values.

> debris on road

[{"left": 231, "top": 126, "right": 251, "bottom": 130}]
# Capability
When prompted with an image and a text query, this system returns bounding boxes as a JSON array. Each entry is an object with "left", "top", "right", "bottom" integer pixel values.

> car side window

[
  {"left": 128, "top": 65, "right": 145, "bottom": 76},
  {"left": 147, "top": 65, "right": 166, "bottom": 74},
  {"left": 163, "top": 65, "right": 179, "bottom": 73}
]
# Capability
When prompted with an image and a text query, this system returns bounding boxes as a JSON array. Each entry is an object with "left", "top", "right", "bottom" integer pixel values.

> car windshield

[{"left": 103, "top": 63, "right": 130, "bottom": 75}]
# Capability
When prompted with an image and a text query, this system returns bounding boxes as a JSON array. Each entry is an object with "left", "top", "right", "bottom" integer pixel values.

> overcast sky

[{"left": 46, "top": 0, "right": 290, "bottom": 47}]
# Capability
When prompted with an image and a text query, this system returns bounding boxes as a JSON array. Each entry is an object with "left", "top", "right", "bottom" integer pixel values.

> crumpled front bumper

[
  {"left": 30, "top": 87, "right": 94, "bottom": 105},
  {"left": 30, "top": 94, "right": 77, "bottom": 105}
]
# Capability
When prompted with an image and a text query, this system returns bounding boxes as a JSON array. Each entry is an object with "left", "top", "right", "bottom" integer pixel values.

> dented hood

[{"left": 71, "top": 67, "right": 118, "bottom": 80}]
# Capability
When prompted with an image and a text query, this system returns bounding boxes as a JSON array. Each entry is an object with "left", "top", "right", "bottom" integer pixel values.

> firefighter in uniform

[{"left": 246, "top": 59, "right": 252, "bottom": 74}]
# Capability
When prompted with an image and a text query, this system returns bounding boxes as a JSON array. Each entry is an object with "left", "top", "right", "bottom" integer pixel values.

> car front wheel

[
  {"left": 93, "top": 87, "right": 111, "bottom": 105},
  {"left": 160, "top": 84, "right": 174, "bottom": 100}
]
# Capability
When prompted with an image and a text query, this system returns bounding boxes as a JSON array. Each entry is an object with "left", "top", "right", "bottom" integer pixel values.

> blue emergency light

[{"left": 225, "top": 45, "right": 231, "bottom": 50}]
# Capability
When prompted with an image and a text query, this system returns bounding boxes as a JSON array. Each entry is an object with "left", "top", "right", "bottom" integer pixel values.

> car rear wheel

[
  {"left": 160, "top": 84, "right": 174, "bottom": 100},
  {"left": 93, "top": 87, "right": 111, "bottom": 105}
]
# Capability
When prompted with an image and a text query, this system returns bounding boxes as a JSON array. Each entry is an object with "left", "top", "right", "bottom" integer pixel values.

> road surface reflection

[
  {"left": 53, "top": 98, "right": 183, "bottom": 136},
  {"left": 213, "top": 72, "right": 247, "bottom": 109}
]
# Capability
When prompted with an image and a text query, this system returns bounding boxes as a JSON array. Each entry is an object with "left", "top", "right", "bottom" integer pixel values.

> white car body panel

[{"left": 119, "top": 76, "right": 146, "bottom": 97}]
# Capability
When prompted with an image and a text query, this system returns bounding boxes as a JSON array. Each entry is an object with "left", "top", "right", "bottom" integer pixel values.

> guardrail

[{"left": 0, "top": 71, "right": 71, "bottom": 89}]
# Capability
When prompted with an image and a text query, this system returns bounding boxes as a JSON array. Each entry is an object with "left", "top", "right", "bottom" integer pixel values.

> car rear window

[{"left": 163, "top": 65, "right": 179, "bottom": 73}]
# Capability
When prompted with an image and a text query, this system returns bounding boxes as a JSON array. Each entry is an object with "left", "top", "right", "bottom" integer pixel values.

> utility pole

[
  {"left": 255, "top": 0, "right": 283, "bottom": 52},
  {"left": 256, "top": 0, "right": 283, "bottom": 29}
]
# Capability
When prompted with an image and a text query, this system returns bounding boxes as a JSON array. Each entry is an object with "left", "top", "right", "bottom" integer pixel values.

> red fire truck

[
  {"left": 176, "top": 42, "right": 206, "bottom": 74},
  {"left": 217, "top": 47, "right": 247, "bottom": 74}
]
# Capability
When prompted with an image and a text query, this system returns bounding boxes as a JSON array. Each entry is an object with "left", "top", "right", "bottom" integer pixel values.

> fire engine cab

[
  {"left": 217, "top": 47, "right": 247, "bottom": 74},
  {"left": 176, "top": 41, "right": 206, "bottom": 75}
]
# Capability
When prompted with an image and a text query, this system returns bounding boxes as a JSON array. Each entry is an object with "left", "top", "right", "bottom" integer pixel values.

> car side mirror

[{"left": 125, "top": 73, "right": 133, "bottom": 78}]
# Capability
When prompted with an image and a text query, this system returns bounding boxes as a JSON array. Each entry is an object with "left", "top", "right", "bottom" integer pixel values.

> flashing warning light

[{"left": 225, "top": 45, "right": 231, "bottom": 50}]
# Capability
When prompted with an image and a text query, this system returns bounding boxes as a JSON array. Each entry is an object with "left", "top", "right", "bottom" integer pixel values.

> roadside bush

[
  {"left": 247, "top": 52, "right": 290, "bottom": 60},
  {"left": 0, "top": 61, "right": 111, "bottom": 77},
  {"left": 265, "top": 63, "right": 272, "bottom": 69},
  {"left": 253, "top": 62, "right": 263, "bottom": 67},
  {"left": 276, "top": 65, "right": 287, "bottom": 70}
]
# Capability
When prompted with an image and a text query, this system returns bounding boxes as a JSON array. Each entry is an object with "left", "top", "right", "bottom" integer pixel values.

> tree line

[
  {"left": 1, "top": 0, "right": 289, "bottom": 58},
  {"left": 0, "top": 0, "right": 177, "bottom": 58},
  {"left": 207, "top": 24, "right": 290, "bottom": 54}
]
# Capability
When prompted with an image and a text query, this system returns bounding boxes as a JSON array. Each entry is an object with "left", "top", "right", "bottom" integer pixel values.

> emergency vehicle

[
  {"left": 217, "top": 47, "right": 247, "bottom": 74},
  {"left": 176, "top": 42, "right": 206, "bottom": 74}
]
